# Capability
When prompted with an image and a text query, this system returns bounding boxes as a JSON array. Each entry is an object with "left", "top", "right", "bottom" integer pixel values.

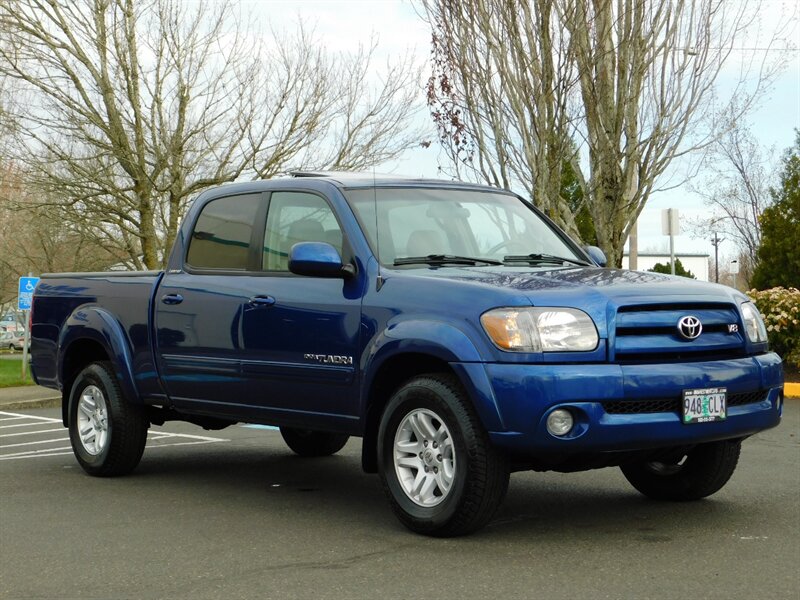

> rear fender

[{"left": 58, "top": 306, "right": 140, "bottom": 407}]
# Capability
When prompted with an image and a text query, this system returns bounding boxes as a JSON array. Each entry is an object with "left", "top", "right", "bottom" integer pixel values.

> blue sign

[{"left": 18, "top": 277, "right": 40, "bottom": 311}]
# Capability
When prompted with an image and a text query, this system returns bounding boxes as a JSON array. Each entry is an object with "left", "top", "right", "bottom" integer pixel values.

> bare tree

[
  {"left": 424, "top": 0, "right": 580, "bottom": 238},
  {"left": 422, "top": 0, "right": 790, "bottom": 266},
  {"left": 0, "top": 165, "right": 119, "bottom": 309},
  {"left": 687, "top": 120, "right": 776, "bottom": 286},
  {"left": 0, "top": 0, "right": 422, "bottom": 269}
]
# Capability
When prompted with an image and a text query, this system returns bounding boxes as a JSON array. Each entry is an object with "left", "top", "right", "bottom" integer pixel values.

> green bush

[
  {"left": 748, "top": 287, "right": 800, "bottom": 368},
  {"left": 648, "top": 258, "right": 696, "bottom": 279},
  {"left": 648, "top": 258, "right": 697, "bottom": 279}
]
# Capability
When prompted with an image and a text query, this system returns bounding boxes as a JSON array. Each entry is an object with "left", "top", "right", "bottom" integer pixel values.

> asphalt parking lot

[{"left": 1, "top": 402, "right": 798, "bottom": 600}]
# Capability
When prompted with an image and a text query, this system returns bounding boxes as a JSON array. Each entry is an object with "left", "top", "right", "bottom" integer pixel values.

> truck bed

[{"left": 31, "top": 271, "right": 163, "bottom": 396}]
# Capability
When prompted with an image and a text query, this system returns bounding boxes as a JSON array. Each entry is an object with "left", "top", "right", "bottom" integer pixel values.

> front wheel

[
  {"left": 279, "top": 427, "right": 349, "bottom": 457},
  {"left": 620, "top": 440, "right": 742, "bottom": 501},
  {"left": 68, "top": 361, "right": 149, "bottom": 476},
  {"left": 378, "top": 374, "right": 509, "bottom": 537}
]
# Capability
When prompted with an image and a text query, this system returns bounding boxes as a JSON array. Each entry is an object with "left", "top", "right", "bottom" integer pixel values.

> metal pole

[
  {"left": 21, "top": 271, "right": 32, "bottom": 380},
  {"left": 709, "top": 231, "right": 724, "bottom": 284},
  {"left": 669, "top": 210, "right": 676, "bottom": 275},
  {"left": 21, "top": 310, "right": 30, "bottom": 380}
]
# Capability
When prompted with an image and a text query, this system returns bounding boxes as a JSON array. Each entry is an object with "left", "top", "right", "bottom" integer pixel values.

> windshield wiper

[
  {"left": 503, "top": 253, "right": 591, "bottom": 266},
  {"left": 394, "top": 254, "right": 503, "bottom": 266}
]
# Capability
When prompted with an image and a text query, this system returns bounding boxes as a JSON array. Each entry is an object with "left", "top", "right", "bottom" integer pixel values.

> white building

[{"left": 622, "top": 253, "right": 710, "bottom": 282}]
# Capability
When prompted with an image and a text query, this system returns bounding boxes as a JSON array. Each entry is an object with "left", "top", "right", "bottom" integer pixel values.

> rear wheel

[
  {"left": 279, "top": 427, "right": 349, "bottom": 457},
  {"left": 620, "top": 440, "right": 741, "bottom": 501},
  {"left": 378, "top": 373, "right": 509, "bottom": 537},
  {"left": 68, "top": 361, "right": 148, "bottom": 476}
]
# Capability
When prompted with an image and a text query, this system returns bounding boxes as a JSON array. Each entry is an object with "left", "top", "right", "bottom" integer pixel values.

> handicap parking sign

[{"left": 18, "top": 277, "right": 39, "bottom": 311}]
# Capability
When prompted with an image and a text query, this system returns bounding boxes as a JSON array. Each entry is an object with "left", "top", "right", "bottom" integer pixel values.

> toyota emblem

[{"left": 677, "top": 315, "right": 703, "bottom": 340}]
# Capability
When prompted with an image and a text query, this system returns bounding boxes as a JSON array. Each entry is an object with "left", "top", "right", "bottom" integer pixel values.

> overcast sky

[{"left": 251, "top": 0, "right": 799, "bottom": 262}]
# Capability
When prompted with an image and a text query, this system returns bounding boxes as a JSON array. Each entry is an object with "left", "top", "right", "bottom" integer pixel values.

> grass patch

[{"left": 0, "top": 358, "right": 35, "bottom": 388}]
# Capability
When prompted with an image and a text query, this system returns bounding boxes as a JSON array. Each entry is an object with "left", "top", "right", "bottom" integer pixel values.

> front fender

[
  {"left": 58, "top": 305, "right": 140, "bottom": 406},
  {"left": 368, "top": 318, "right": 485, "bottom": 365},
  {"left": 362, "top": 319, "right": 504, "bottom": 431}
]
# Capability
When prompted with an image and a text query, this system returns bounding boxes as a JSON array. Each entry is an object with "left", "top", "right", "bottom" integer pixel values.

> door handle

[
  {"left": 248, "top": 295, "right": 276, "bottom": 307},
  {"left": 161, "top": 293, "right": 184, "bottom": 305}
]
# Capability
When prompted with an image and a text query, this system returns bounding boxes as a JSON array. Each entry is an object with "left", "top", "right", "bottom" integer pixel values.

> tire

[
  {"left": 620, "top": 440, "right": 742, "bottom": 501},
  {"left": 377, "top": 373, "right": 509, "bottom": 537},
  {"left": 280, "top": 427, "right": 349, "bottom": 457},
  {"left": 68, "top": 361, "right": 148, "bottom": 477}
]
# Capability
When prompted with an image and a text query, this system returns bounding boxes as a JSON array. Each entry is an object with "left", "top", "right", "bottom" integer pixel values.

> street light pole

[{"left": 710, "top": 232, "right": 724, "bottom": 283}]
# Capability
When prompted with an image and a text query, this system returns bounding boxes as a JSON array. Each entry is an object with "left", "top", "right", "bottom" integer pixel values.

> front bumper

[{"left": 461, "top": 353, "right": 783, "bottom": 456}]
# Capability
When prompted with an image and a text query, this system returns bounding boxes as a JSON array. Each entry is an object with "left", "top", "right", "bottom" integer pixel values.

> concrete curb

[
  {"left": 0, "top": 396, "right": 61, "bottom": 411},
  {"left": 785, "top": 382, "right": 800, "bottom": 398},
  {"left": 0, "top": 384, "right": 61, "bottom": 412}
]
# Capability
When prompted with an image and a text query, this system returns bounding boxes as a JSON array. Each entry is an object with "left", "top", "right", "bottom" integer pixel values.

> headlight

[
  {"left": 480, "top": 307, "right": 598, "bottom": 352},
  {"left": 740, "top": 302, "right": 768, "bottom": 343}
]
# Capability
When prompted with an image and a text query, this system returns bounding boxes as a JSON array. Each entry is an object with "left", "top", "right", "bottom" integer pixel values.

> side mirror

[
  {"left": 289, "top": 242, "right": 355, "bottom": 278},
  {"left": 584, "top": 245, "right": 607, "bottom": 267}
]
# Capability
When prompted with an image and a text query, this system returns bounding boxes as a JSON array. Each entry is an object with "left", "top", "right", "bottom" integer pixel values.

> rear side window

[{"left": 187, "top": 194, "right": 261, "bottom": 270}]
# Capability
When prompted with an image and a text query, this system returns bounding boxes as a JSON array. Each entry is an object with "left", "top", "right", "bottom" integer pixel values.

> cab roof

[{"left": 285, "top": 170, "right": 501, "bottom": 192}]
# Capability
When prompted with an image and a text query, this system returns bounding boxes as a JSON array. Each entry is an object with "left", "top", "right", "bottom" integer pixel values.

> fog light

[{"left": 546, "top": 409, "right": 574, "bottom": 436}]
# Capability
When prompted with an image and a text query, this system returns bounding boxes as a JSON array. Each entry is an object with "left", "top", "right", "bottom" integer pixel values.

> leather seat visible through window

[
  {"left": 406, "top": 229, "right": 448, "bottom": 256},
  {"left": 286, "top": 219, "right": 325, "bottom": 248}
]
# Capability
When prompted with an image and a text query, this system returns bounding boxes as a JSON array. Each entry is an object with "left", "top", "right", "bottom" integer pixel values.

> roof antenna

[{"left": 374, "top": 165, "right": 384, "bottom": 291}]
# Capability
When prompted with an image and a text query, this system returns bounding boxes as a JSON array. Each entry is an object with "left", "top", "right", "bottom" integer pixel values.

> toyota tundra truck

[{"left": 30, "top": 172, "right": 784, "bottom": 536}]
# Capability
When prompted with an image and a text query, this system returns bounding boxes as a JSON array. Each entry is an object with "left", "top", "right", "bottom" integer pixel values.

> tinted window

[
  {"left": 262, "top": 192, "right": 342, "bottom": 271},
  {"left": 187, "top": 194, "right": 261, "bottom": 270}
]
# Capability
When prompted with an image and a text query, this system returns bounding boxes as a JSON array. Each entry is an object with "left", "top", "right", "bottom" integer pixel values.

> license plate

[{"left": 682, "top": 387, "right": 727, "bottom": 424}]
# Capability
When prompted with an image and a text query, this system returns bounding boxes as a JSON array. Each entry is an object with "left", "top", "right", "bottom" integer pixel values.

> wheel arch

[
  {"left": 60, "top": 338, "right": 110, "bottom": 427},
  {"left": 58, "top": 307, "right": 140, "bottom": 426},
  {"left": 359, "top": 348, "right": 503, "bottom": 474},
  {"left": 361, "top": 352, "right": 451, "bottom": 473}
]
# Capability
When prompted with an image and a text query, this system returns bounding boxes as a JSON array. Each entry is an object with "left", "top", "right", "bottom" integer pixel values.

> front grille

[
  {"left": 727, "top": 390, "right": 769, "bottom": 406},
  {"left": 603, "top": 390, "right": 769, "bottom": 414},
  {"left": 604, "top": 398, "right": 679, "bottom": 414},
  {"left": 613, "top": 302, "right": 745, "bottom": 363}
]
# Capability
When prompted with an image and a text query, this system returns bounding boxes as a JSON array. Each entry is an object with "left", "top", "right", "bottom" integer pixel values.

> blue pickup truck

[{"left": 30, "top": 172, "right": 784, "bottom": 536}]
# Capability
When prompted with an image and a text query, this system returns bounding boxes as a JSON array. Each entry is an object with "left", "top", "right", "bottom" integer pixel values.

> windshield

[{"left": 344, "top": 187, "right": 582, "bottom": 266}]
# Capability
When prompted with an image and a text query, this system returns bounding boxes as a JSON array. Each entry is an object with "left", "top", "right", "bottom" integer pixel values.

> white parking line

[
  {"left": 0, "top": 421, "right": 65, "bottom": 429},
  {"left": 1, "top": 437, "right": 69, "bottom": 449},
  {"left": 147, "top": 440, "right": 227, "bottom": 448},
  {"left": 0, "top": 428, "right": 64, "bottom": 438},
  {"left": 0, "top": 412, "right": 60, "bottom": 423},
  {"left": 0, "top": 411, "right": 229, "bottom": 461},
  {"left": 151, "top": 431, "right": 227, "bottom": 442}
]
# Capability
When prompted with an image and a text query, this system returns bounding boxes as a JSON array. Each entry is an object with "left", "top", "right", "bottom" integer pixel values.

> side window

[
  {"left": 186, "top": 194, "right": 261, "bottom": 270},
  {"left": 263, "top": 192, "right": 342, "bottom": 271}
]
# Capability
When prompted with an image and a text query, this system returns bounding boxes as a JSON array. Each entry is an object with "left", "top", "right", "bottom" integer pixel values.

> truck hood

[
  {"left": 406, "top": 265, "right": 741, "bottom": 302},
  {"left": 380, "top": 264, "right": 758, "bottom": 363},
  {"left": 399, "top": 265, "right": 748, "bottom": 339}
]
